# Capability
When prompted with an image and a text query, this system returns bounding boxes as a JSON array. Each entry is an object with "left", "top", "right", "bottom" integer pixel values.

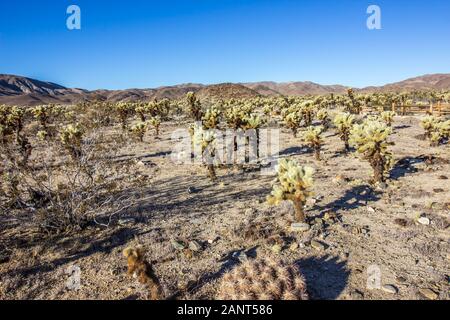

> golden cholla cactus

[
  {"left": 243, "top": 114, "right": 264, "bottom": 130},
  {"left": 31, "top": 105, "right": 50, "bottom": 130},
  {"left": 149, "top": 116, "right": 161, "bottom": 136},
  {"left": 350, "top": 119, "right": 394, "bottom": 183},
  {"left": 316, "top": 109, "right": 329, "bottom": 130},
  {"left": 300, "top": 100, "right": 315, "bottom": 126},
  {"left": 224, "top": 104, "right": 250, "bottom": 130},
  {"left": 267, "top": 159, "right": 314, "bottom": 223},
  {"left": 202, "top": 105, "right": 222, "bottom": 129},
  {"left": 114, "top": 102, "right": 133, "bottom": 130},
  {"left": 380, "top": 111, "right": 396, "bottom": 126},
  {"left": 186, "top": 92, "right": 203, "bottom": 121},
  {"left": 192, "top": 127, "right": 217, "bottom": 181},
  {"left": 430, "top": 119, "right": 450, "bottom": 146},
  {"left": 283, "top": 111, "right": 302, "bottom": 137},
  {"left": 420, "top": 115, "right": 438, "bottom": 139},
  {"left": 303, "top": 126, "right": 324, "bottom": 160},
  {"left": 217, "top": 257, "right": 308, "bottom": 300},
  {"left": 333, "top": 112, "right": 355, "bottom": 152},
  {"left": 135, "top": 103, "right": 148, "bottom": 122},
  {"left": 130, "top": 121, "right": 148, "bottom": 142},
  {"left": 59, "top": 123, "right": 85, "bottom": 159}
]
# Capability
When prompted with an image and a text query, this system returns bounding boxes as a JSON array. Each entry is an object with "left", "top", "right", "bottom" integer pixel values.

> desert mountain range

[{"left": 1, "top": 73, "right": 449, "bottom": 106}]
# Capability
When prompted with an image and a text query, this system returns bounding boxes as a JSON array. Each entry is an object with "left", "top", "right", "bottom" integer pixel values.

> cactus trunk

[
  {"left": 293, "top": 199, "right": 306, "bottom": 223},
  {"left": 207, "top": 164, "right": 217, "bottom": 181}
]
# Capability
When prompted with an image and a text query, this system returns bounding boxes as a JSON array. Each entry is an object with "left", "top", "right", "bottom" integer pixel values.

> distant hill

[{"left": 1, "top": 73, "right": 449, "bottom": 106}]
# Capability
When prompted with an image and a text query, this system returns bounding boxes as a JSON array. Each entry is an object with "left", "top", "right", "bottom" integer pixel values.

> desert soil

[{"left": 0, "top": 115, "right": 449, "bottom": 300}]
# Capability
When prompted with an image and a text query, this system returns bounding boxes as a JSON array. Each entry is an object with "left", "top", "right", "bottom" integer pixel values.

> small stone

[
  {"left": 417, "top": 217, "right": 430, "bottom": 225},
  {"left": 367, "top": 206, "right": 376, "bottom": 214},
  {"left": 306, "top": 198, "right": 317, "bottom": 206},
  {"left": 187, "top": 187, "right": 198, "bottom": 194},
  {"left": 118, "top": 218, "right": 136, "bottom": 226},
  {"left": 419, "top": 288, "right": 438, "bottom": 300},
  {"left": 188, "top": 240, "right": 202, "bottom": 252},
  {"left": 396, "top": 276, "right": 407, "bottom": 283},
  {"left": 433, "top": 188, "right": 445, "bottom": 193},
  {"left": 311, "top": 239, "right": 326, "bottom": 251},
  {"left": 171, "top": 240, "right": 186, "bottom": 251},
  {"left": 382, "top": 284, "right": 398, "bottom": 294},
  {"left": 290, "top": 223, "right": 310, "bottom": 232},
  {"left": 289, "top": 242, "right": 299, "bottom": 251},
  {"left": 438, "top": 175, "right": 448, "bottom": 180},
  {"left": 333, "top": 175, "right": 344, "bottom": 184}
]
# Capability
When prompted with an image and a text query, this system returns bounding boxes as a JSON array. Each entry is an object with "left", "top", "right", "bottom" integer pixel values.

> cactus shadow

[
  {"left": 316, "top": 185, "right": 381, "bottom": 212},
  {"left": 279, "top": 146, "right": 311, "bottom": 157},
  {"left": 295, "top": 255, "right": 349, "bottom": 300},
  {"left": 389, "top": 156, "right": 426, "bottom": 180}
]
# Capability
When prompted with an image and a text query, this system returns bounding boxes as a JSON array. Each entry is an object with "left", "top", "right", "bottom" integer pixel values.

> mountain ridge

[{"left": 1, "top": 73, "right": 449, "bottom": 106}]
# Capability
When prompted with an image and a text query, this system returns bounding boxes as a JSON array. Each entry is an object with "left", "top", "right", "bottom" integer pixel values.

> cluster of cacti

[
  {"left": 282, "top": 110, "right": 302, "bottom": 137},
  {"left": 302, "top": 126, "right": 324, "bottom": 160},
  {"left": 420, "top": 116, "right": 450, "bottom": 146},
  {"left": 59, "top": 123, "right": 85, "bottom": 159},
  {"left": 217, "top": 257, "right": 308, "bottom": 300},
  {"left": 333, "top": 112, "right": 355, "bottom": 152},
  {"left": 202, "top": 105, "right": 222, "bottom": 129},
  {"left": 350, "top": 119, "right": 394, "bottom": 183},
  {"left": 267, "top": 159, "right": 314, "bottom": 223},
  {"left": 114, "top": 102, "right": 134, "bottom": 130}
]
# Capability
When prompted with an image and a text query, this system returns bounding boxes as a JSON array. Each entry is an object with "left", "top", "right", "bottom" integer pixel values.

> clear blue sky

[{"left": 0, "top": 0, "right": 449, "bottom": 90}]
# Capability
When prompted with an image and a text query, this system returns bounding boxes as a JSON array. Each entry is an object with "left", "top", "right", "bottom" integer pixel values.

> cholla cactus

[
  {"left": 217, "top": 257, "right": 308, "bottom": 300},
  {"left": 316, "top": 109, "right": 329, "bottom": 130},
  {"left": 380, "top": 111, "right": 396, "bottom": 126},
  {"left": 186, "top": 92, "right": 203, "bottom": 121},
  {"left": 59, "top": 123, "right": 85, "bottom": 159},
  {"left": 192, "top": 126, "right": 217, "bottom": 181},
  {"left": 303, "top": 126, "right": 324, "bottom": 160},
  {"left": 420, "top": 115, "right": 439, "bottom": 140},
  {"left": 31, "top": 105, "right": 50, "bottom": 130},
  {"left": 267, "top": 159, "right": 314, "bottom": 223},
  {"left": 243, "top": 114, "right": 263, "bottom": 130},
  {"left": 114, "top": 102, "right": 133, "bottom": 130},
  {"left": 202, "top": 105, "right": 221, "bottom": 129},
  {"left": 283, "top": 111, "right": 302, "bottom": 137},
  {"left": 130, "top": 121, "right": 148, "bottom": 142},
  {"left": 300, "top": 101, "right": 315, "bottom": 126},
  {"left": 36, "top": 130, "right": 48, "bottom": 141},
  {"left": 333, "top": 112, "right": 355, "bottom": 152},
  {"left": 350, "top": 119, "right": 394, "bottom": 183},
  {"left": 149, "top": 116, "right": 161, "bottom": 136},
  {"left": 6, "top": 106, "right": 25, "bottom": 142},
  {"left": 224, "top": 104, "right": 251, "bottom": 130},
  {"left": 135, "top": 103, "right": 147, "bottom": 122},
  {"left": 430, "top": 119, "right": 450, "bottom": 146}
]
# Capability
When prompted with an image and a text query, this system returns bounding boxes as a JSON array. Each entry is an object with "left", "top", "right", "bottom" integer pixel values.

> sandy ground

[{"left": 0, "top": 115, "right": 449, "bottom": 300}]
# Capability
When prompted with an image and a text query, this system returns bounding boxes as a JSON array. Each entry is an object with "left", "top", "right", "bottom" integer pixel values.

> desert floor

[{"left": 0, "top": 115, "right": 449, "bottom": 300}]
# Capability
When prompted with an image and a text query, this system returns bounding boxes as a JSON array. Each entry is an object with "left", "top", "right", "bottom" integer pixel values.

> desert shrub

[
  {"left": 217, "top": 257, "right": 308, "bottom": 300},
  {"left": 267, "top": 159, "right": 314, "bottom": 223},
  {"left": 303, "top": 126, "right": 324, "bottom": 160},
  {"left": 350, "top": 119, "right": 394, "bottom": 183},
  {"left": 1, "top": 129, "right": 142, "bottom": 234},
  {"left": 333, "top": 112, "right": 355, "bottom": 152}
]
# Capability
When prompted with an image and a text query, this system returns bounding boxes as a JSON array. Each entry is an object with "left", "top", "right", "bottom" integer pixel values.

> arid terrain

[{"left": 1, "top": 110, "right": 448, "bottom": 300}]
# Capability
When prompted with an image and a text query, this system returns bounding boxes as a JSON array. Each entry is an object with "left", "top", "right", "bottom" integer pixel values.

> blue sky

[{"left": 0, "top": 0, "right": 449, "bottom": 90}]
